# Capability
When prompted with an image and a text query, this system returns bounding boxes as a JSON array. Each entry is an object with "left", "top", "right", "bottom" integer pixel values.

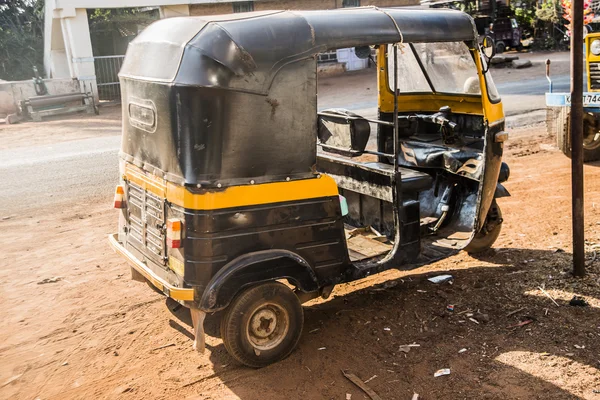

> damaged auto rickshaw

[{"left": 109, "top": 7, "right": 509, "bottom": 367}]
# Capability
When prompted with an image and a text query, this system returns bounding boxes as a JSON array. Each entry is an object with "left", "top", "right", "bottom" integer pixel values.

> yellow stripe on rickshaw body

[{"left": 123, "top": 164, "right": 339, "bottom": 211}]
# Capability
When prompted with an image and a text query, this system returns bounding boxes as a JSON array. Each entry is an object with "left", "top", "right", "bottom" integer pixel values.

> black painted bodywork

[{"left": 115, "top": 9, "right": 510, "bottom": 312}]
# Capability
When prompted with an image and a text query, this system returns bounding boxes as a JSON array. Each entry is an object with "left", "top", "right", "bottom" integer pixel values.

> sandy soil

[{"left": 1, "top": 122, "right": 600, "bottom": 400}]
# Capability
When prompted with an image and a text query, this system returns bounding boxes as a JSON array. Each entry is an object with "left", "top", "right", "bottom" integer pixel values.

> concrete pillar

[
  {"left": 159, "top": 4, "right": 191, "bottom": 18},
  {"left": 44, "top": 4, "right": 98, "bottom": 100}
]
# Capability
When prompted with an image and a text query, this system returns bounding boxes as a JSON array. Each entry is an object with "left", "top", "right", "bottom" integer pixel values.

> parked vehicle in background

[
  {"left": 475, "top": 16, "right": 523, "bottom": 53},
  {"left": 546, "top": 32, "right": 600, "bottom": 162}
]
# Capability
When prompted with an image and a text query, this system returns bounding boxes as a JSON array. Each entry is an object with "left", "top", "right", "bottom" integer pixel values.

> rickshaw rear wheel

[
  {"left": 220, "top": 281, "right": 303, "bottom": 368},
  {"left": 464, "top": 200, "right": 503, "bottom": 254}
]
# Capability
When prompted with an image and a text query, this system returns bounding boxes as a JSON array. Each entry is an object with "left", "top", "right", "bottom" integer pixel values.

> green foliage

[
  {"left": 513, "top": 2, "right": 536, "bottom": 32},
  {"left": 88, "top": 7, "right": 158, "bottom": 32},
  {"left": 0, "top": 0, "right": 44, "bottom": 81},
  {"left": 536, "top": 0, "right": 563, "bottom": 24}
]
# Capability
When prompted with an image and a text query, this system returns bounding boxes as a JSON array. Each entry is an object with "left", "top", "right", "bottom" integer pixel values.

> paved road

[
  {"left": 1, "top": 70, "right": 571, "bottom": 216},
  {"left": 0, "top": 136, "right": 120, "bottom": 215}
]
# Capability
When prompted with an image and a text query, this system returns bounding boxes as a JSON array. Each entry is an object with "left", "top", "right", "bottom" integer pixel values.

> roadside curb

[{"left": 506, "top": 109, "right": 546, "bottom": 129}]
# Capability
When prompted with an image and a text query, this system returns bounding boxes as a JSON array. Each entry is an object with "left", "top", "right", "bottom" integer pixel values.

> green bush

[{"left": 0, "top": 0, "right": 44, "bottom": 81}]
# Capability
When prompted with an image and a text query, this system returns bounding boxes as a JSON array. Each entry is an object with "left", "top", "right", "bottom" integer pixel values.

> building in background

[{"left": 44, "top": 0, "right": 419, "bottom": 101}]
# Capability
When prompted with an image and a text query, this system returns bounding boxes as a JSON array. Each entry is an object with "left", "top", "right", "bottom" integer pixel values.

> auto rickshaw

[
  {"left": 108, "top": 7, "right": 509, "bottom": 368},
  {"left": 546, "top": 31, "right": 600, "bottom": 162}
]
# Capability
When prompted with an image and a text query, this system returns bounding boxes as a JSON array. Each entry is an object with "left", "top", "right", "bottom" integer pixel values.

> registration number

[{"left": 565, "top": 94, "right": 600, "bottom": 106}]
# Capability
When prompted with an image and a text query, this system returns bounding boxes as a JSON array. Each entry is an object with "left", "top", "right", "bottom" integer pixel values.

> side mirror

[
  {"left": 355, "top": 46, "right": 371, "bottom": 59},
  {"left": 482, "top": 36, "right": 496, "bottom": 60}
]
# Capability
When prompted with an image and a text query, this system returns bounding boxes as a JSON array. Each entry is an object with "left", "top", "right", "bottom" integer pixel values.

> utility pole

[{"left": 570, "top": 0, "right": 585, "bottom": 277}]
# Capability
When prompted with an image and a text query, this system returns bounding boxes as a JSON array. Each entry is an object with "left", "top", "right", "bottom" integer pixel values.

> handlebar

[{"left": 403, "top": 113, "right": 458, "bottom": 132}]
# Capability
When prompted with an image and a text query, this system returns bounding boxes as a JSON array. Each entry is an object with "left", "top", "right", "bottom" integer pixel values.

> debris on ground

[
  {"left": 446, "top": 304, "right": 455, "bottom": 312},
  {"left": 507, "top": 319, "right": 534, "bottom": 329},
  {"left": 37, "top": 277, "right": 62, "bottom": 284},
  {"left": 399, "top": 343, "right": 420, "bottom": 353},
  {"left": 458, "top": 348, "right": 468, "bottom": 353},
  {"left": 412, "top": 393, "right": 419, "bottom": 400},
  {"left": 538, "top": 286, "right": 560, "bottom": 307},
  {"left": 364, "top": 375, "right": 377, "bottom": 384},
  {"left": 512, "top": 59, "right": 533, "bottom": 69},
  {"left": 574, "top": 344, "right": 585, "bottom": 349},
  {"left": 318, "top": 347, "right": 326, "bottom": 350},
  {"left": 569, "top": 296, "right": 589, "bottom": 307},
  {"left": 346, "top": 394, "right": 352, "bottom": 400},
  {"left": 151, "top": 343, "right": 175, "bottom": 351},
  {"left": 434, "top": 368, "right": 451, "bottom": 377},
  {"left": 473, "top": 312, "right": 490, "bottom": 323},
  {"left": 342, "top": 370, "right": 383, "bottom": 400},
  {"left": 506, "top": 307, "right": 525, "bottom": 316},
  {"left": 428, "top": 275, "right": 453, "bottom": 284}
]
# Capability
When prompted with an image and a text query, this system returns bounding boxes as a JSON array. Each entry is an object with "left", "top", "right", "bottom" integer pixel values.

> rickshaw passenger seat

[
  {"left": 362, "top": 162, "right": 433, "bottom": 193},
  {"left": 316, "top": 154, "right": 433, "bottom": 196}
]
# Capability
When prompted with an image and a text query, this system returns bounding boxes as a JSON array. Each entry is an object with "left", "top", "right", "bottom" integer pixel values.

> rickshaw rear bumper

[{"left": 107, "top": 234, "right": 195, "bottom": 302}]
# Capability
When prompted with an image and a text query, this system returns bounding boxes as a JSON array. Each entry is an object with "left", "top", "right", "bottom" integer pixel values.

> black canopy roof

[{"left": 120, "top": 7, "right": 477, "bottom": 94}]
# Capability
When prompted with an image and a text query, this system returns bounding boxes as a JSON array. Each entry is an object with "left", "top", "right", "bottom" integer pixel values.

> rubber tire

[
  {"left": 496, "top": 41, "right": 506, "bottom": 54},
  {"left": 220, "top": 282, "right": 304, "bottom": 368},
  {"left": 464, "top": 200, "right": 503, "bottom": 254},
  {"left": 554, "top": 106, "right": 600, "bottom": 162}
]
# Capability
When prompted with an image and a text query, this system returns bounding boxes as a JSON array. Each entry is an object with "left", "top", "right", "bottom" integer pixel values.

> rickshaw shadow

[
  {"left": 159, "top": 247, "right": 600, "bottom": 398},
  {"left": 171, "top": 247, "right": 599, "bottom": 398},
  {"left": 585, "top": 159, "right": 600, "bottom": 168},
  {"left": 165, "top": 297, "right": 223, "bottom": 340}
]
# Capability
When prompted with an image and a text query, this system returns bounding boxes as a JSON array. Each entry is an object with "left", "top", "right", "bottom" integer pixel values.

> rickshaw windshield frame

[{"left": 386, "top": 41, "right": 483, "bottom": 97}]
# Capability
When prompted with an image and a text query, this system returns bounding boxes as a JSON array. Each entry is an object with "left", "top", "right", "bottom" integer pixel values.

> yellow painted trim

[
  {"left": 124, "top": 164, "right": 166, "bottom": 197},
  {"left": 108, "top": 234, "right": 194, "bottom": 301},
  {"left": 376, "top": 44, "right": 504, "bottom": 124},
  {"left": 586, "top": 33, "right": 600, "bottom": 92},
  {"left": 124, "top": 164, "right": 339, "bottom": 210}
]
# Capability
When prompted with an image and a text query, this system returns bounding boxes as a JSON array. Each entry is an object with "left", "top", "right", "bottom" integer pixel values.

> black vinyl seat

[
  {"left": 359, "top": 162, "right": 433, "bottom": 194},
  {"left": 316, "top": 153, "right": 433, "bottom": 200}
]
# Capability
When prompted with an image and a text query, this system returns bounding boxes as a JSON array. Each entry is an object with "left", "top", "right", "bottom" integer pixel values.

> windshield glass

[{"left": 388, "top": 42, "right": 481, "bottom": 95}]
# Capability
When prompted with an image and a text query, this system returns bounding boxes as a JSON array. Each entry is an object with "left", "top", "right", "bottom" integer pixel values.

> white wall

[{"left": 0, "top": 79, "right": 81, "bottom": 115}]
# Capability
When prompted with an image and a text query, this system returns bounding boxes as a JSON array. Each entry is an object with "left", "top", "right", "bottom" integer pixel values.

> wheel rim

[
  {"left": 246, "top": 302, "right": 290, "bottom": 351},
  {"left": 583, "top": 116, "right": 600, "bottom": 150}
]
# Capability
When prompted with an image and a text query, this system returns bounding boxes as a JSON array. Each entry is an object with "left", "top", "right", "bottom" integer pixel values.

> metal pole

[{"left": 570, "top": 0, "right": 585, "bottom": 277}]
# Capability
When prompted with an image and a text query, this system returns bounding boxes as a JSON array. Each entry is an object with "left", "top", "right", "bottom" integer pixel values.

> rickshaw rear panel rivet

[
  {"left": 286, "top": 177, "right": 290, "bottom": 181},
  {"left": 196, "top": 184, "right": 201, "bottom": 188},
  {"left": 250, "top": 180, "right": 255, "bottom": 184},
  {"left": 217, "top": 183, "right": 222, "bottom": 188}
]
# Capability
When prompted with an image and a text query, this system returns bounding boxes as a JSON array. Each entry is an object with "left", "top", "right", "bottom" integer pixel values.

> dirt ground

[
  {"left": 2, "top": 52, "right": 600, "bottom": 399},
  {"left": 2, "top": 119, "right": 600, "bottom": 400}
]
